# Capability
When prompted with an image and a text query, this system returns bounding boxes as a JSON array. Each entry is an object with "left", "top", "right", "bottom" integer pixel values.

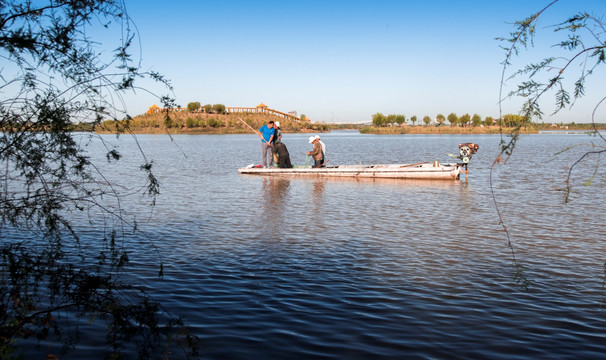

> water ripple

[{"left": 16, "top": 133, "right": 606, "bottom": 359}]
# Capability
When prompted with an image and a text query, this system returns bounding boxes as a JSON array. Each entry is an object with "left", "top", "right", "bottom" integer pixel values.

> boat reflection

[{"left": 266, "top": 175, "right": 465, "bottom": 189}]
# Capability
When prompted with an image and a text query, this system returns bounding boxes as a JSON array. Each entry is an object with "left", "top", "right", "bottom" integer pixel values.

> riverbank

[
  {"left": 95, "top": 113, "right": 605, "bottom": 135},
  {"left": 96, "top": 113, "right": 329, "bottom": 135},
  {"left": 359, "top": 124, "right": 606, "bottom": 135}
]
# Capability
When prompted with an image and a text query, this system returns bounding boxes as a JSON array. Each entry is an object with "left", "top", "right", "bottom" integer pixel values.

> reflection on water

[
  {"left": 255, "top": 174, "right": 465, "bottom": 188},
  {"left": 262, "top": 177, "right": 291, "bottom": 214},
  {"left": 15, "top": 132, "right": 606, "bottom": 359},
  {"left": 312, "top": 180, "right": 325, "bottom": 202}
]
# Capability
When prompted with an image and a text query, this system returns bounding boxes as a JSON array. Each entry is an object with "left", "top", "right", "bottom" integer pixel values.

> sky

[{"left": 115, "top": 0, "right": 606, "bottom": 124}]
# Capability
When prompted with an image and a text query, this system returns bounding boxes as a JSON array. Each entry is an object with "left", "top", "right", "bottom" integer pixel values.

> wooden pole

[{"left": 238, "top": 117, "right": 271, "bottom": 145}]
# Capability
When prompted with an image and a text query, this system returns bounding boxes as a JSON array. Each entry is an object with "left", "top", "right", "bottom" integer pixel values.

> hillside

[{"left": 97, "top": 112, "right": 330, "bottom": 134}]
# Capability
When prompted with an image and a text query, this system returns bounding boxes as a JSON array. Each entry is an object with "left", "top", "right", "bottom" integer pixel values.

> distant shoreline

[{"left": 93, "top": 113, "right": 606, "bottom": 135}]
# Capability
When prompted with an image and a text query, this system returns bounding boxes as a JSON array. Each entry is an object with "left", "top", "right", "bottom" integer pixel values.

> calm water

[{"left": 15, "top": 132, "right": 606, "bottom": 358}]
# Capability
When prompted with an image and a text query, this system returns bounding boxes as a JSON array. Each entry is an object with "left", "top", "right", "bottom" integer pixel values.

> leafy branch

[
  {"left": 1, "top": 1, "right": 197, "bottom": 358},
  {"left": 493, "top": 0, "right": 606, "bottom": 289}
]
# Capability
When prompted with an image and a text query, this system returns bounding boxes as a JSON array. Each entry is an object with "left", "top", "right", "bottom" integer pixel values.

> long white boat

[
  {"left": 238, "top": 161, "right": 466, "bottom": 180},
  {"left": 238, "top": 143, "right": 479, "bottom": 181}
]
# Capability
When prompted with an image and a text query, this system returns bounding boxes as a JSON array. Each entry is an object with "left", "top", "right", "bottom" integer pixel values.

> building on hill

[
  {"left": 146, "top": 104, "right": 186, "bottom": 114},
  {"left": 146, "top": 102, "right": 308, "bottom": 122},
  {"left": 225, "top": 103, "right": 303, "bottom": 122}
]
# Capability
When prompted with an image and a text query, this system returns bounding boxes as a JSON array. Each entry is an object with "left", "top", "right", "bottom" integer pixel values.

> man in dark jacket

[{"left": 274, "top": 141, "right": 292, "bottom": 168}]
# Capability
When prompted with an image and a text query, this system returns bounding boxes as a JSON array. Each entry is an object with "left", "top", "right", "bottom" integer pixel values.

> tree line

[
  {"left": 372, "top": 112, "right": 528, "bottom": 127},
  {"left": 185, "top": 102, "right": 226, "bottom": 114}
]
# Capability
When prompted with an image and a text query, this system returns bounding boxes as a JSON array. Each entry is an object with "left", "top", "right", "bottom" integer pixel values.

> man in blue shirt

[{"left": 257, "top": 121, "right": 275, "bottom": 167}]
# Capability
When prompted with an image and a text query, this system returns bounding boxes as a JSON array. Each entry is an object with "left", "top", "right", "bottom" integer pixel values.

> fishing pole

[{"left": 238, "top": 117, "right": 272, "bottom": 146}]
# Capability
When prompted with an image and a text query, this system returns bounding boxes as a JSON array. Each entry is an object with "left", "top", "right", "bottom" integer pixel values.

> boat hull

[{"left": 238, "top": 162, "right": 464, "bottom": 180}]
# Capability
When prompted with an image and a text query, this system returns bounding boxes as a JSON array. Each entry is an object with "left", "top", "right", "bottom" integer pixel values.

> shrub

[
  {"left": 212, "top": 104, "right": 226, "bottom": 114},
  {"left": 187, "top": 101, "right": 201, "bottom": 112},
  {"left": 186, "top": 117, "right": 196, "bottom": 128},
  {"left": 207, "top": 117, "right": 222, "bottom": 128}
]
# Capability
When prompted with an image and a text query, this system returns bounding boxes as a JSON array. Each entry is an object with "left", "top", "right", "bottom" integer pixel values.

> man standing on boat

[
  {"left": 307, "top": 136, "right": 324, "bottom": 168},
  {"left": 257, "top": 121, "right": 275, "bottom": 168}
]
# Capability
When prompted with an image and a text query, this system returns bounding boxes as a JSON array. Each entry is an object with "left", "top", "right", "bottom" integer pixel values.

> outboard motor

[
  {"left": 445, "top": 143, "right": 479, "bottom": 180},
  {"left": 447, "top": 143, "right": 479, "bottom": 180},
  {"left": 458, "top": 143, "right": 479, "bottom": 164}
]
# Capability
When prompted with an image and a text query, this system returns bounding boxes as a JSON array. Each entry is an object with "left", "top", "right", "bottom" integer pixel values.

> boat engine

[{"left": 458, "top": 143, "right": 479, "bottom": 164}]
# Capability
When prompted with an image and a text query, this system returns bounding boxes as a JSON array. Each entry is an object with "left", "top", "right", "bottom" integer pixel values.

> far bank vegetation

[
  {"left": 98, "top": 102, "right": 329, "bottom": 134},
  {"left": 97, "top": 102, "right": 604, "bottom": 135},
  {"left": 360, "top": 112, "right": 604, "bottom": 134}
]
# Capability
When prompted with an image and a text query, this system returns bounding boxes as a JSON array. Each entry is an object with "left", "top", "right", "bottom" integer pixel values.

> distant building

[
  {"left": 146, "top": 104, "right": 185, "bottom": 114},
  {"left": 225, "top": 102, "right": 302, "bottom": 122},
  {"left": 147, "top": 102, "right": 305, "bottom": 122}
]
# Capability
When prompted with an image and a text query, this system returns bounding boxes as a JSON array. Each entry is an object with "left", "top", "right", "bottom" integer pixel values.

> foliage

[
  {"left": 502, "top": 114, "right": 528, "bottom": 127},
  {"left": 165, "top": 116, "right": 175, "bottom": 128},
  {"left": 97, "top": 112, "right": 322, "bottom": 134},
  {"left": 366, "top": 111, "right": 517, "bottom": 129},
  {"left": 0, "top": 0, "right": 197, "bottom": 358},
  {"left": 471, "top": 114, "right": 482, "bottom": 127},
  {"left": 386, "top": 114, "right": 397, "bottom": 125},
  {"left": 372, "top": 113, "right": 387, "bottom": 127},
  {"left": 447, "top": 113, "right": 458, "bottom": 126},
  {"left": 207, "top": 117, "right": 223, "bottom": 128},
  {"left": 186, "top": 117, "right": 198, "bottom": 128},
  {"left": 359, "top": 124, "right": 524, "bottom": 135},
  {"left": 212, "top": 104, "right": 226, "bottom": 114},
  {"left": 187, "top": 102, "right": 201, "bottom": 112},
  {"left": 459, "top": 113, "right": 471, "bottom": 127},
  {"left": 497, "top": 0, "right": 605, "bottom": 164},
  {"left": 436, "top": 114, "right": 446, "bottom": 125},
  {"left": 372, "top": 113, "right": 409, "bottom": 127},
  {"left": 494, "top": 0, "right": 606, "bottom": 290},
  {"left": 395, "top": 114, "right": 406, "bottom": 125}
]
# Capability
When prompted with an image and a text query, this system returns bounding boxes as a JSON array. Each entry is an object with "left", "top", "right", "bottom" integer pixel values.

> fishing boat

[{"left": 238, "top": 143, "right": 479, "bottom": 181}]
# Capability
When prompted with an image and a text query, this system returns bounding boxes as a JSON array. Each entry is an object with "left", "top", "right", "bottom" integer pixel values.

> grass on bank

[{"left": 97, "top": 113, "right": 330, "bottom": 134}]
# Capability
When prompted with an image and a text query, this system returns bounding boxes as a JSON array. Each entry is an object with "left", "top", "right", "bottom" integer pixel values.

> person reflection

[
  {"left": 261, "top": 177, "right": 290, "bottom": 218},
  {"left": 306, "top": 180, "right": 325, "bottom": 230},
  {"left": 312, "top": 180, "right": 324, "bottom": 203}
]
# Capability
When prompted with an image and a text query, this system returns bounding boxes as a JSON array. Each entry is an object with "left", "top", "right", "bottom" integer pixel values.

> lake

[{"left": 13, "top": 131, "right": 606, "bottom": 359}]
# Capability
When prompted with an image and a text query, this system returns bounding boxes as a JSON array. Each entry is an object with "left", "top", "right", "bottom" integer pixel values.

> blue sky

[{"left": 119, "top": 0, "right": 606, "bottom": 123}]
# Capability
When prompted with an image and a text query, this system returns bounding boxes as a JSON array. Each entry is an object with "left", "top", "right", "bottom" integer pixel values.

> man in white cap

[
  {"left": 307, "top": 135, "right": 324, "bottom": 168},
  {"left": 272, "top": 121, "right": 285, "bottom": 166},
  {"left": 315, "top": 135, "right": 326, "bottom": 165},
  {"left": 273, "top": 121, "right": 282, "bottom": 143}
]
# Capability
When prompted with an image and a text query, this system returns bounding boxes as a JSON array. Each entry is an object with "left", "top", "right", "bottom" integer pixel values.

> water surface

[{"left": 14, "top": 132, "right": 606, "bottom": 359}]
